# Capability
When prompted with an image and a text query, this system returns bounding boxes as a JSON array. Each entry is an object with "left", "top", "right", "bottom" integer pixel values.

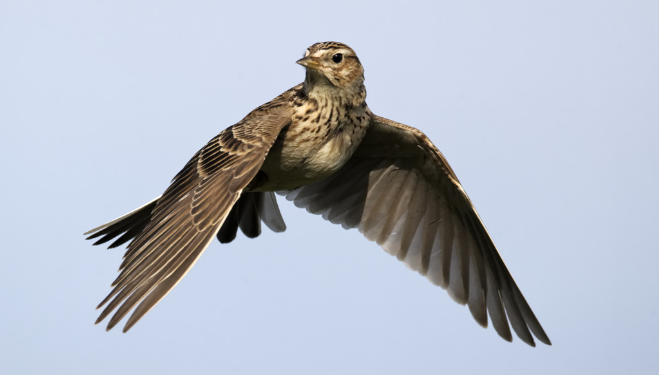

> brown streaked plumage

[{"left": 86, "top": 41, "right": 551, "bottom": 346}]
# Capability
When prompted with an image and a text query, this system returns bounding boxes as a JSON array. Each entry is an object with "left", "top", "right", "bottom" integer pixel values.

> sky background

[{"left": 2, "top": 1, "right": 658, "bottom": 374}]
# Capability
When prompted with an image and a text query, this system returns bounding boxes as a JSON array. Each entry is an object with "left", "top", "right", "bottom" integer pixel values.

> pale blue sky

[{"left": 2, "top": 1, "right": 658, "bottom": 374}]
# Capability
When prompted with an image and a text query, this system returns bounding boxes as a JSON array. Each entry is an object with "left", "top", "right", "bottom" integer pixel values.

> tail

[
  {"left": 85, "top": 192, "right": 286, "bottom": 248},
  {"left": 216, "top": 192, "right": 287, "bottom": 243}
]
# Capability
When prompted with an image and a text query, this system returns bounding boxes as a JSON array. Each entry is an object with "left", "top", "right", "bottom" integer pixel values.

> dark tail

[{"left": 216, "top": 192, "right": 287, "bottom": 243}]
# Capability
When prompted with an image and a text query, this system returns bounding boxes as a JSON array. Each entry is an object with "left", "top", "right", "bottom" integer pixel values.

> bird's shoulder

[
  {"left": 359, "top": 114, "right": 460, "bottom": 184},
  {"left": 170, "top": 85, "right": 304, "bottom": 185},
  {"left": 238, "top": 83, "right": 304, "bottom": 126}
]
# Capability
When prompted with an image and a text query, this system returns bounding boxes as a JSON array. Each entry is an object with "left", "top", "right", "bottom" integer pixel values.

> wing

[
  {"left": 85, "top": 198, "right": 159, "bottom": 249},
  {"left": 281, "top": 114, "right": 551, "bottom": 346},
  {"left": 85, "top": 191, "right": 286, "bottom": 248},
  {"left": 88, "top": 100, "right": 292, "bottom": 332}
]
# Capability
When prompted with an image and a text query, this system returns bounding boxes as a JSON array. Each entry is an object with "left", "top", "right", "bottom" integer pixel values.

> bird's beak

[{"left": 296, "top": 57, "right": 321, "bottom": 70}]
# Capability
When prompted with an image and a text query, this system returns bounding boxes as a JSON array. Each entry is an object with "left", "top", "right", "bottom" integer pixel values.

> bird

[{"left": 85, "top": 41, "right": 551, "bottom": 347}]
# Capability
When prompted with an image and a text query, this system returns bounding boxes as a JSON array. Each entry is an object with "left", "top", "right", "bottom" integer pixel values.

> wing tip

[
  {"left": 536, "top": 333, "right": 552, "bottom": 346},
  {"left": 122, "top": 322, "right": 134, "bottom": 333}
]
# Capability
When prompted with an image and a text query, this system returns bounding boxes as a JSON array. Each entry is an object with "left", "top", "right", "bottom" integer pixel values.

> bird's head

[{"left": 297, "top": 42, "right": 365, "bottom": 91}]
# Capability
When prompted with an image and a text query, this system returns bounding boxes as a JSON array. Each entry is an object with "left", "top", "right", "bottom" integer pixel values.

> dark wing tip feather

[{"left": 85, "top": 198, "right": 159, "bottom": 247}]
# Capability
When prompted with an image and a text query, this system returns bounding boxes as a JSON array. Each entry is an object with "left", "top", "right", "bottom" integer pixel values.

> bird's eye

[{"left": 332, "top": 53, "right": 343, "bottom": 63}]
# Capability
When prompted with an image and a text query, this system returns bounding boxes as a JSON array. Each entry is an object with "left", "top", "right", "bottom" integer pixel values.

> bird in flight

[{"left": 86, "top": 41, "right": 551, "bottom": 346}]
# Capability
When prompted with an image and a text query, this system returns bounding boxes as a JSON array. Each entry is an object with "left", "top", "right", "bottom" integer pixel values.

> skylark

[{"left": 86, "top": 41, "right": 551, "bottom": 346}]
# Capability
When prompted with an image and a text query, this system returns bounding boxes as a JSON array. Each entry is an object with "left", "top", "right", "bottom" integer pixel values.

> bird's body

[
  {"left": 255, "top": 82, "right": 370, "bottom": 192},
  {"left": 86, "top": 42, "right": 551, "bottom": 347},
  {"left": 257, "top": 43, "right": 370, "bottom": 190}
]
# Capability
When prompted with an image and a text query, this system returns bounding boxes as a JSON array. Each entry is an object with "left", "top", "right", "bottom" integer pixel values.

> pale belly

[{"left": 253, "top": 117, "right": 369, "bottom": 192}]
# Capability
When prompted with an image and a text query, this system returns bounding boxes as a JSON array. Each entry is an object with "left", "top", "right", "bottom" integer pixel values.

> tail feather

[{"left": 217, "top": 192, "right": 286, "bottom": 243}]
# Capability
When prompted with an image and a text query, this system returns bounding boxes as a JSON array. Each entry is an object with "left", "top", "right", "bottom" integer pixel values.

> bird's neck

[{"left": 303, "top": 77, "right": 367, "bottom": 109}]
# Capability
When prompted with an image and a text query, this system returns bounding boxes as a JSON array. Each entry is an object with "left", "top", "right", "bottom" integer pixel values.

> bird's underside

[{"left": 85, "top": 41, "right": 550, "bottom": 347}]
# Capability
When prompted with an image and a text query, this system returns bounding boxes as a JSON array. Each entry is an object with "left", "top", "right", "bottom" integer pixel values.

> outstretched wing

[
  {"left": 281, "top": 114, "right": 551, "bottom": 346},
  {"left": 87, "top": 103, "right": 292, "bottom": 332},
  {"left": 85, "top": 191, "right": 286, "bottom": 248}
]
